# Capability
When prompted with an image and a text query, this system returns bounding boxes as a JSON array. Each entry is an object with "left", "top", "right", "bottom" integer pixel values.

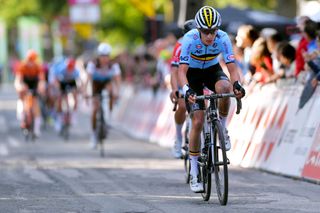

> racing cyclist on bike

[
  {"left": 52, "top": 57, "right": 80, "bottom": 133},
  {"left": 170, "top": 19, "right": 197, "bottom": 159},
  {"left": 84, "top": 42, "right": 121, "bottom": 149},
  {"left": 178, "top": 6, "right": 245, "bottom": 192},
  {"left": 14, "top": 49, "right": 46, "bottom": 137}
]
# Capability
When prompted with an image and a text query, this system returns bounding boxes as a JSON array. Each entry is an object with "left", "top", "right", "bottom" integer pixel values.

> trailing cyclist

[
  {"left": 84, "top": 42, "right": 121, "bottom": 149},
  {"left": 170, "top": 19, "right": 197, "bottom": 159},
  {"left": 14, "top": 49, "right": 46, "bottom": 137},
  {"left": 51, "top": 56, "right": 80, "bottom": 133},
  {"left": 178, "top": 6, "right": 245, "bottom": 193}
]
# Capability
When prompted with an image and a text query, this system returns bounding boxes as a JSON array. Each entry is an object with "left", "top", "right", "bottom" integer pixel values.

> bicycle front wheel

[
  {"left": 200, "top": 133, "right": 212, "bottom": 201},
  {"left": 212, "top": 120, "right": 228, "bottom": 205}
]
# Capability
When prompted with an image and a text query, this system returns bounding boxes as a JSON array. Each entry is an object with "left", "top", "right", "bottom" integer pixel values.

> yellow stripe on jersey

[{"left": 191, "top": 53, "right": 218, "bottom": 61}]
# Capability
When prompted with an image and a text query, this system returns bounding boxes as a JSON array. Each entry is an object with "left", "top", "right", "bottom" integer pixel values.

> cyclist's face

[
  {"left": 199, "top": 28, "right": 218, "bottom": 46},
  {"left": 99, "top": 55, "right": 110, "bottom": 65}
]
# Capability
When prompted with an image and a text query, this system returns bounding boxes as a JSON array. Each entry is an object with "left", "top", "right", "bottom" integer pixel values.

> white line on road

[
  {"left": 0, "top": 116, "right": 8, "bottom": 133},
  {"left": 8, "top": 136, "right": 20, "bottom": 148},
  {"left": 23, "top": 167, "right": 54, "bottom": 184},
  {"left": 0, "top": 144, "right": 9, "bottom": 156}
]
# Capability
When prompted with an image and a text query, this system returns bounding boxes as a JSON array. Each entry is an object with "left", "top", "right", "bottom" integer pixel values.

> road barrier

[{"left": 112, "top": 81, "right": 320, "bottom": 183}]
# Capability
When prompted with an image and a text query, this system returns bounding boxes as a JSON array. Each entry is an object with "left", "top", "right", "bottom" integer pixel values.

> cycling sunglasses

[{"left": 199, "top": 28, "right": 218, "bottom": 35}]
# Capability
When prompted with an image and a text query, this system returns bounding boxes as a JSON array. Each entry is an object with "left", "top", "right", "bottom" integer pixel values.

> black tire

[
  {"left": 63, "top": 125, "right": 69, "bottom": 141},
  {"left": 201, "top": 131, "right": 212, "bottom": 201},
  {"left": 213, "top": 120, "right": 228, "bottom": 205},
  {"left": 184, "top": 153, "right": 190, "bottom": 184},
  {"left": 96, "top": 109, "right": 105, "bottom": 158},
  {"left": 99, "top": 139, "right": 104, "bottom": 157},
  {"left": 183, "top": 117, "right": 191, "bottom": 183}
]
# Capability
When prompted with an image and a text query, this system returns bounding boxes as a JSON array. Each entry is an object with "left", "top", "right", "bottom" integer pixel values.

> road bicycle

[
  {"left": 172, "top": 94, "right": 191, "bottom": 184},
  {"left": 95, "top": 93, "right": 109, "bottom": 157},
  {"left": 194, "top": 92, "right": 241, "bottom": 205},
  {"left": 59, "top": 86, "right": 74, "bottom": 141},
  {"left": 22, "top": 88, "right": 37, "bottom": 142}
]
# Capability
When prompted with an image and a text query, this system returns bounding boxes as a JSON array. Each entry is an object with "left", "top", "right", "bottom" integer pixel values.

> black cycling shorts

[
  {"left": 23, "top": 77, "right": 39, "bottom": 92},
  {"left": 186, "top": 63, "right": 229, "bottom": 111},
  {"left": 92, "top": 79, "right": 112, "bottom": 96},
  {"left": 60, "top": 80, "right": 77, "bottom": 94}
]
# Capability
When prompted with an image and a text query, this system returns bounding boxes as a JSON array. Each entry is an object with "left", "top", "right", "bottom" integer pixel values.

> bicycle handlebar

[{"left": 196, "top": 93, "right": 242, "bottom": 114}]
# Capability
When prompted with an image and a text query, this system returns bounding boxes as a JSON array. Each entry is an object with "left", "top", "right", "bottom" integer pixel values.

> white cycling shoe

[
  {"left": 172, "top": 140, "right": 183, "bottom": 159},
  {"left": 223, "top": 128, "right": 231, "bottom": 151},
  {"left": 90, "top": 134, "right": 98, "bottom": 150},
  {"left": 189, "top": 175, "right": 204, "bottom": 193}
]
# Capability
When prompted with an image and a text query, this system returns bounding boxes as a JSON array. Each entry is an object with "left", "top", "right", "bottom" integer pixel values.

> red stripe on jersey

[{"left": 170, "top": 41, "right": 182, "bottom": 67}]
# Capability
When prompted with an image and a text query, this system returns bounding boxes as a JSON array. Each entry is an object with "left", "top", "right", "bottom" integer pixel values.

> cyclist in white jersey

[
  {"left": 84, "top": 43, "right": 121, "bottom": 148},
  {"left": 178, "top": 6, "right": 245, "bottom": 193}
]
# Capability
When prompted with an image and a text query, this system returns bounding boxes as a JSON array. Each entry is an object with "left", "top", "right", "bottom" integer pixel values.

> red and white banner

[{"left": 112, "top": 82, "right": 320, "bottom": 182}]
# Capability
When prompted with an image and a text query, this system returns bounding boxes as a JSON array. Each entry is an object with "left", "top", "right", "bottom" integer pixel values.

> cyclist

[
  {"left": 170, "top": 19, "right": 197, "bottom": 159},
  {"left": 52, "top": 57, "right": 80, "bottom": 132},
  {"left": 178, "top": 6, "right": 245, "bottom": 192},
  {"left": 14, "top": 49, "right": 45, "bottom": 137},
  {"left": 84, "top": 42, "right": 121, "bottom": 148}
]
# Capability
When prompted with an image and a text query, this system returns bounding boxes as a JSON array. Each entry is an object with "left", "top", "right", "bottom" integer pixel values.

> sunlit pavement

[{"left": 0, "top": 85, "right": 320, "bottom": 213}]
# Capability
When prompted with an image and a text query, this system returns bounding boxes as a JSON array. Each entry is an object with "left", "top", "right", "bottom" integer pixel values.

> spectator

[
  {"left": 235, "top": 24, "right": 260, "bottom": 82},
  {"left": 295, "top": 16, "right": 310, "bottom": 77},
  {"left": 304, "top": 30, "right": 320, "bottom": 88},
  {"left": 266, "top": 32, "right": 284, "bottom": 74},
  {"left": 303, "top": 19, "right": 319, "bottom": 54},
  {"left": 249, "top": 37, "right": 274, "bottom": 85},
  {"left": 277, "top": 42, "right": 296, "bottom": 79}
]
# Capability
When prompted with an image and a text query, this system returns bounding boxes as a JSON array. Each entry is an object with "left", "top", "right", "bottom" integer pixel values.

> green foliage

[
  {"left": 0, "top": 0, "right": 68, "bottom": 26},
  {"left": 97, "top": 0, "right": 146, "bottom": 49},
  {"left": 205, "top": 0, "right": 277, "bottom": 11}
]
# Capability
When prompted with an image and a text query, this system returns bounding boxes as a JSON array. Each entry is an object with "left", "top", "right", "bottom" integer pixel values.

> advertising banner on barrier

[
  {"left": 112, "top": 82, "right": 320, "bottom": 182},
  {"left": 302, "top": 124, "right": 320, "bottom": 181}
]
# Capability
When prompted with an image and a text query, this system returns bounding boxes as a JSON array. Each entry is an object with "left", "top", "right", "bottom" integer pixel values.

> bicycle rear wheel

[
  {"left": 96, "top": 110, "right": 106, "bottom": 158},
  {"left": 212, "top": 120, "right": 228, "bottom": 205},
  {"left": 183, "top": 153, "right": 190, "bottom": 184},
  {"left": 183, "top": 119, "right": 190, "bottom": 184}
]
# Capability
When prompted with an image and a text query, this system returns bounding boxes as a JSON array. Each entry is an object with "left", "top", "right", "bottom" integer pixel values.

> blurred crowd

[
  {"left": 5, "top": 16, "right": 320, "bottom": 97},
  {"left": 114, "top": 15, "right": 320, "bottom": 96}
]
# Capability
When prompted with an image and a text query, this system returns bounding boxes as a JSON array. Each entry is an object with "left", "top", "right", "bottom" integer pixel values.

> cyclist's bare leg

[
  {"left": 215, "top": 80, "right": 231, "bottom": 128},
  {"left": 106, "top": 83, "right": 113, "bottom": 113},
  {"left": 175, "top": 99, "right": 186, "bottom": 124},
  {"left": 71, "top": 90, "right": 78, "bottom": 123},
  {"left": 91, "top": 96, "right": 100, "bottom": 132},
  {"left": 90, "top": 96, "right": 100, "bottom": 148},
  {"left": 72, "top": 90, "right": 78, "bottom": 111},
  {"left": 32, "top": 96, "right": 42, "bottom": 136},
  {"left": 189, "top": 110, "right": 204, "bottom": 177},
  {"left": 54, "top": 93, "right": 63, "bottom": 132}
]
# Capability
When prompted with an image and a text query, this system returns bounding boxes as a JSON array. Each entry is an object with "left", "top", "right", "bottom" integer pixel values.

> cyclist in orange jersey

[{"left": 14, "top": 49, "right": 46, "bottom": 137}]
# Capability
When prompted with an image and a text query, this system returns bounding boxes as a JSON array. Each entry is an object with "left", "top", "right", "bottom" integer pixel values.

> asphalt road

[{"left": 0, "top": 85, "right": 319, "bottom": 213}]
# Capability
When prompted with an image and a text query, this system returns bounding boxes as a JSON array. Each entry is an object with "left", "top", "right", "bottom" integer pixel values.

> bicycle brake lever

[{"left": 236, "top": 98, "right": 242, "bottom": 114}]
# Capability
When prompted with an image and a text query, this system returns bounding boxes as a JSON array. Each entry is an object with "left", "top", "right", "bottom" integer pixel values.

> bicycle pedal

[{"left": 182, "top": 145, "right": 188, "bottom": 151}]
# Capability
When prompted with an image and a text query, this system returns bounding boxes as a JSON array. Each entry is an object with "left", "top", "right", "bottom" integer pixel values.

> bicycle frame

[
  {"left": 60, "top": 87, "right": 75, "bottom": 140},
  {"left": 22, "top": 88, "right": 38, "bottom": 141},
  {"left": 196, "top": 93, "right": 241, "bottom": 205},
  {"left": 95, "top": 93, "right": 108, "bottom": 157}
]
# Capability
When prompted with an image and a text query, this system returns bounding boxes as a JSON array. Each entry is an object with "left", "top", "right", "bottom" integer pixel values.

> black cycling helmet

[{"left": 183, "top": 19, "right": 197, "bottom": 34}]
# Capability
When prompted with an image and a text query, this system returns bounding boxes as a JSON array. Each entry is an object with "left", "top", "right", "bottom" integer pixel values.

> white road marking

[
  {"left": 53, "top": 169, "right": 82, "bottom": 178},
  {"left": 0, "top": 144, "right": 9, "bottom": 156},
  {"left": 23, "top": 167, "right": 54, "bottom": 184},
  {"left": 8, "top": 136, "right": 20, "bottom": 147},
  {"left": 0, "top": 116, "right": 8, "bottom": 133}
]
